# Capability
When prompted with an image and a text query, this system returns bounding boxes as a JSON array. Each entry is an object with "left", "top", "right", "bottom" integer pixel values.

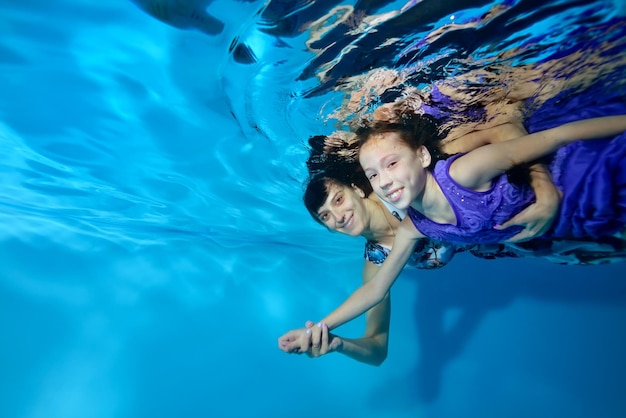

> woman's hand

[
  {"left": 302, "top": 321, "right": 343, "bottom": 358},
  {"left": 495, "top": 200, "right": 557, "bottom": 242},
  {"left": 496, "top": 164, "right": 561, "bottom": 242}
]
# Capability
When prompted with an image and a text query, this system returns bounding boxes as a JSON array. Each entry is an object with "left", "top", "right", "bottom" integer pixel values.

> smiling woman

[{"left": 309, "top": 179, "right": 379, "bottom": 236}]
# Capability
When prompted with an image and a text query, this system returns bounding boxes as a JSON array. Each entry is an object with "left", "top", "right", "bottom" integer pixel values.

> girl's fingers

[{"left": 277, "top": 331, "right": 296, "bottom": 348}]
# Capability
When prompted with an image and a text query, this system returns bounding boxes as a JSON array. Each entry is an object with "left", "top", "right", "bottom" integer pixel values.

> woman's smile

[{"left": 341, "top": 213, "right": 355, "bottom": 229}]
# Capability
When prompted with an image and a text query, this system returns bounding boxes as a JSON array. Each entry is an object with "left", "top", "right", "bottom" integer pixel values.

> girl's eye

[
  {"left": 388, "top": 161, "right": 397, "bottom": 168},
  {"left": 368, "top": 173, "right": 377, "bottom": 181},
  {"left": 320, "top": 213, "right": 329, "bottom": 222},
  {"left": 335, "top": 195, "right": 343, "bottom": 204}
]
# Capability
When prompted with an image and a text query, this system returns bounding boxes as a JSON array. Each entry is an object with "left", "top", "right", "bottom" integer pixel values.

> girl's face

[
  {"left": 315, "top": 182, "right": 369, "bottom": 236},
  {"left": 359, "top": 131, "right": 431, "bottom": 210}
]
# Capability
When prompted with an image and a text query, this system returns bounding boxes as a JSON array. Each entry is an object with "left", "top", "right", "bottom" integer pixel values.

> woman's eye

[
  {"left": 320, "top": 213, "right": 329, "bottom": 221},
  {"left": 368, "top": 173, "right": 377, "bottom": 180},
  {"left": 388, "top": 161, "right": 397, "bottom": 168},
  {"left": 336, "top": 195, "right": 343, "bottom": 204}
]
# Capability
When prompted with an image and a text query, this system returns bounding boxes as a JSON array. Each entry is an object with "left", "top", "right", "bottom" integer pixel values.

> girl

[{"left": 281, "top": 114, "right": 626, "bottom": 355}]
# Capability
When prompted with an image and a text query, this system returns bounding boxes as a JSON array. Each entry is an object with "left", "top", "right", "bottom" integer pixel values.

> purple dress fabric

[
  {"left": 408, "top": 99, "right": 626, "bottom": 244},
  {"left": 547, "top": 133, "right": 626, "bottom": 238},
  {"left": 525, "top": 92, "right": 626, "bottom": 240},
  {"left": 407, "top": 154, "right": 536, "bottom": 244}
]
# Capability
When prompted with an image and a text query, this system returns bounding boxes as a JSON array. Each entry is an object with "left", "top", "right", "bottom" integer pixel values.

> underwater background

[{"left": 1, "top": 0, "right": 625, "bottom": 417}]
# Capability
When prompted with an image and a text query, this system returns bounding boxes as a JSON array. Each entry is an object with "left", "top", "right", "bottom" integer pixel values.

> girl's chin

[{"left": 390, "top": 198, "right": 411, "bottom": 211}]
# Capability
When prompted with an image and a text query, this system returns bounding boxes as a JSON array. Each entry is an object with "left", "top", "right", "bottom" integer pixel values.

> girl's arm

[
  {"left": 451, "top": 115, "right": 626, "bottom": 189},
  {"left": 440, "top": 121, "right": 528, "bottom": 154},
  {"left": 442, "top": 122, "right": 561, "bottom": 241},
  {"left": 277, "top": 261, "right": 391, "bottom": 366},
  {"left": 318, "top": 217, "right": 423, "bottom": 331}
]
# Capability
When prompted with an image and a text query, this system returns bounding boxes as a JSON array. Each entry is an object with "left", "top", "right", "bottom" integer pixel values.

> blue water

[{"left": 1, "top": 1, "right": 626, "bottom": 417}]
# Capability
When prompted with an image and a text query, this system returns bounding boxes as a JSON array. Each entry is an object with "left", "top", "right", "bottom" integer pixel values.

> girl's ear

[
  {"left": 418, "top": 145, "right": 432, "bottom": 168},
  {"left": 351, "top": 184, "right": 366, "bottom": 198}
]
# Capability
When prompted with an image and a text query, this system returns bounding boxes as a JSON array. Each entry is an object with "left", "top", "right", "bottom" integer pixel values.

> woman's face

[
  {"left": 359, "top": 131, "right": 431, "bottom": 210},
  {"left": 315, "top": 182, "right": 370, "bottom": 236}
]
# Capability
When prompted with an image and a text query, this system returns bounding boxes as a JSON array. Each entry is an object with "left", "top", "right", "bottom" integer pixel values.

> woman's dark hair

[
  {"left": 303, "top": 135, "right": 373, "bottom": 224},
  {"left": 355, "top": 113, "right": 450, "bottom": 163}
]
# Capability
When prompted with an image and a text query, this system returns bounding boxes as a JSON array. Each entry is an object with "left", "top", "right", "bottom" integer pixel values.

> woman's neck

[{"left": 362, "top": 195, "right": 399, "bottom": 246}]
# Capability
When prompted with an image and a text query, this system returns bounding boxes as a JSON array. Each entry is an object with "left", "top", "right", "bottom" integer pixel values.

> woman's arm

[
  {"left": 328, "top": 261, "right": 390, "bottom": 365},
  {"left": 277, "top": 261, "right": 391, "bottom": 366},
  {"left": 451, "top": 115, "right": 626, "bottom": 189},
  {"left": 300, "top": 263, "right": 392, "bottom": 365}
]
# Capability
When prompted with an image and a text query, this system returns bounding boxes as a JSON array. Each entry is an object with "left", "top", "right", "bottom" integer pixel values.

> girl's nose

[{"left": 378, "top": 172, "right": 392, "bottom": 189}]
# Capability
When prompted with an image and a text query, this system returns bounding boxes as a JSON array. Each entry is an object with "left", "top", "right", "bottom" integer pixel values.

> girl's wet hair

[
  {"left": 355, "top": 113, "right": 449, "bottom": 163},
  {"left": 355, "top": 111, "right": 531, "bottom": 185},
  {"left": 303, "top": 135, "right": 372, "bottom": 224}
]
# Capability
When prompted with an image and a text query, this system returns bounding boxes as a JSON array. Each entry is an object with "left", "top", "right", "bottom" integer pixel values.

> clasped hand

[{"left": 278, "top": 321, "right": 342, "bottom": 358}]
